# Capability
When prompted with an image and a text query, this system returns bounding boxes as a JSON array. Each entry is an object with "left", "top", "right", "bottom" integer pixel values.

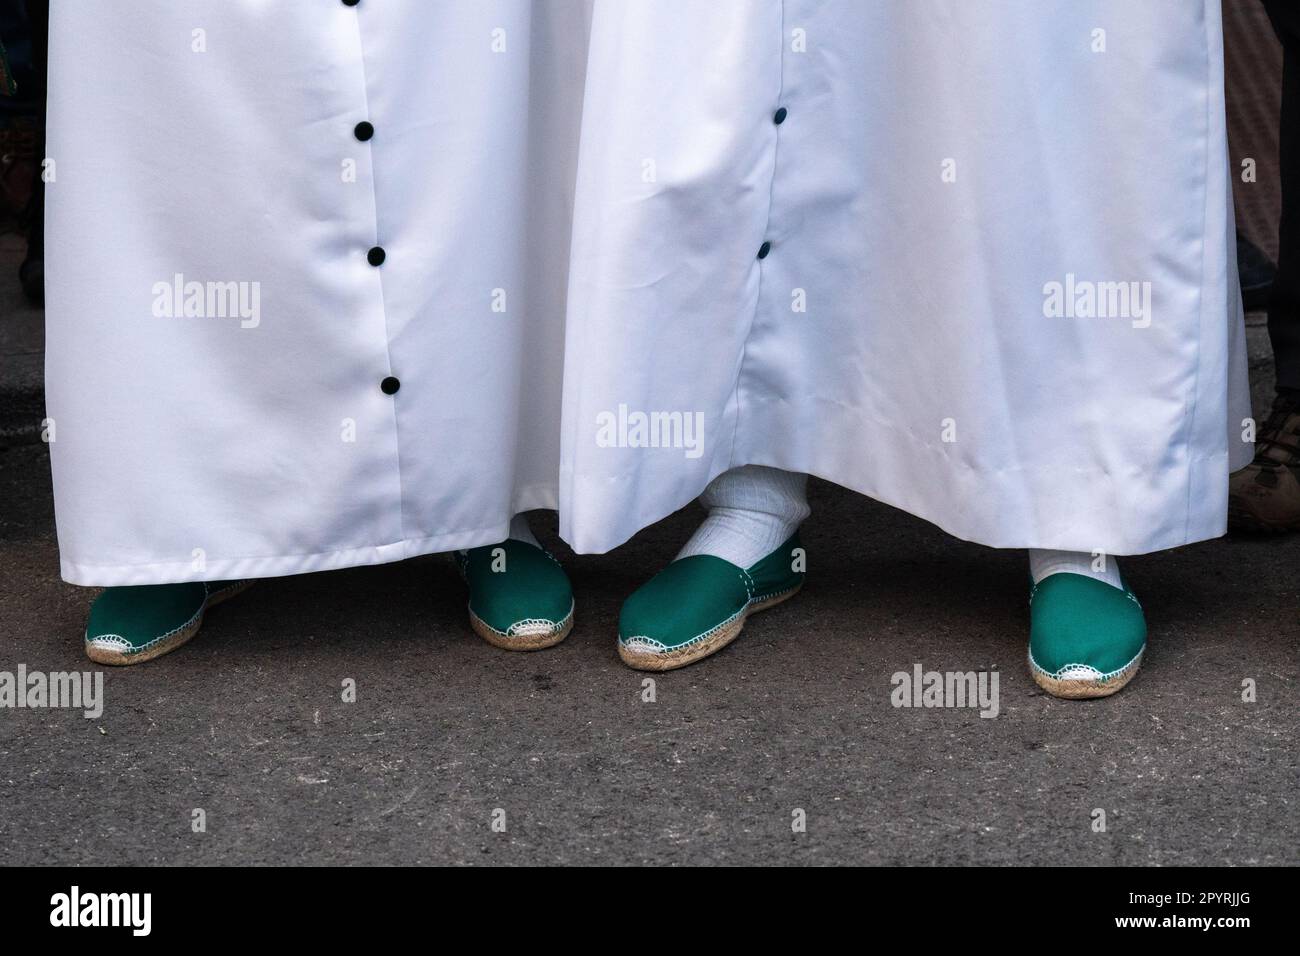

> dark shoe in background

[
  {"left": 1229, "top": 389, "right": 1300, "bottom": 532},
  {"left": 1237, "top": 231, "right": 1277, "bottom": 312}
]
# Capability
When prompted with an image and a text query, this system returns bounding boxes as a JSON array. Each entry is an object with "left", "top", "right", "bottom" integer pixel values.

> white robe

[
  {"left": 46, "top": 0, "right": 592, "bottom": 584},
  {"left": 559, "top": 0, "right": 1251, "bottom": 556},
  {"left": 46, "top": 0, "right": 1249, "bottom": 586}
]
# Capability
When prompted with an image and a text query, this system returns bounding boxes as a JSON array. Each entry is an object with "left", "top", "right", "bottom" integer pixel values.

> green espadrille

[
  {"left": 458, "top": 539, "right": 574, "bottom": 651},
  {"left": 84, "top": 579, "right": 253, "bottom": 666},
  {"left": 1028, "top": 572, "right": 1147, "bottom": 699},
  {"left": 618, "top": 534, "right": 804, "bottom": 671}
]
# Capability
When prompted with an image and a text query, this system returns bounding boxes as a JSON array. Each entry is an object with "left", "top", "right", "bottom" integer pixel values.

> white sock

[
  {"left": 676, "top": 466, "right": 810, "bottom": 568},
  {"left": 1028, "top": 549, "right": 1123, "bottom": 590},
  {"left": 508, "top": 513, "right": 539, "bottom": 547}
]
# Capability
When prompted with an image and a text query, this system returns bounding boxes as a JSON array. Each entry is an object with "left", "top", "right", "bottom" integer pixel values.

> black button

[
  {"left": 757, "top": 241, "right": 771, "bottom": 259},
  {"left": 774, "top": 107, "right": 787, "bottom": 125},
  {"left": 367, "top": 246, "right": 386, "bottom": 266},
  {"left": 381, "top": 376, "right": 400, "bottom": 395},
  {"left": 342, "top": 0, "right": 360, "bottom": 7},
  {"left": 354, "top": 121, "right": 374, "bottom": 142}
]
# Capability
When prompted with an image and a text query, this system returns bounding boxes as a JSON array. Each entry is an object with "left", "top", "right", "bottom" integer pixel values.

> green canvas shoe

[
  {"left": 84, "top": 579, "right": 253, "bottom": 666},
  {"left": 458, "top": 539, "right": 574, "bottom": 651},
  {"left": 1028, "top": 572, "right": 1147, "bottom": 699},
  {"left": 618, "top": 534, "right": 805, "bottom": 671}
]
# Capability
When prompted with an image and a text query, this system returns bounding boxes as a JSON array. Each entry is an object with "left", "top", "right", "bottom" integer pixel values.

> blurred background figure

[
  {"left": 1229, "top": 1, "right": 1300, "bottom": 533},
  {"left": 0, "top": 1, "right": 45, "bottom": 446},
  {"left": 0, "top": 0, "right": 45, "bottom": 306}
]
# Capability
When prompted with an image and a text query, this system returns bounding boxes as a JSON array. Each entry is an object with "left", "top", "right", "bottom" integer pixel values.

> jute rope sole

[
  {"left": 85, "top": 580, "right": 255, "bottom": 666},
  {"left": 618, "top": 585, "right": 802, "bottom": 672},
  {"left": 1029, "top": 647, "right": 1144, "bottom": 699},
  {"left": 470, "top": 604, "right": 574, "bottom": 651}
]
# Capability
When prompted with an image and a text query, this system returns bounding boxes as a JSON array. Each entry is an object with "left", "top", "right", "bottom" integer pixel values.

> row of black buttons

[
  {"left": 356, "top": 101, "right": 787, "bottom": 392},
  {"left": 344, "top": 8, "right": 396, "bottom": 395},
  {"left": 757, "top": 106, "right": 787, "bottom": 259}
]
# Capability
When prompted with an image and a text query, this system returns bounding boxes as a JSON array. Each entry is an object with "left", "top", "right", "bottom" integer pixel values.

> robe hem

[
  {"left": 58, "top": 487, "right": 560, "bottom": 587},
  {"left": 561, "top": 394, "right": 1234, "bottom": 558}
]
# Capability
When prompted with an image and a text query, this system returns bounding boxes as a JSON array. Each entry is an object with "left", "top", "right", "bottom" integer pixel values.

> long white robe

[
  {"left": 46, "top": 0, "right": 592, "bottom": 584},
  {"left": 559, "top": 0, "right": 1251, "bottom": 556},
  {"left": 46, "top": 0, "right": 1248, "bottom": 586}
]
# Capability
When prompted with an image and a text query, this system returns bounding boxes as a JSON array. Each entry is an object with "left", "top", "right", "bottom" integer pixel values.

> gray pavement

[{"left": 1, "top": 295, "right": 1296, "bottom": 864}]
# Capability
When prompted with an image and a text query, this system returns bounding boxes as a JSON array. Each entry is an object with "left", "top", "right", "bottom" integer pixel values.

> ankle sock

[
  {"left": 676, "top": 465, "right": 810, "bottom": 568},
  {"left": 1028, "top": 548, "right": 1123, "bottom": 590},
  {"left": 508, "top": 513, "right": 540, "bottom": 548}
]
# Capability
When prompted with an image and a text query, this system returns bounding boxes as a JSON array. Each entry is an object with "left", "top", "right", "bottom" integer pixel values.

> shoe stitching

[
  {"left": 85, "top": 600, "right": 205, "bottom": 656},
  {"left": 621, "top": 602, "right": 747, "bottom": 656},
  {"left": 1027, "top": 644, "right": 1145, "bottom": 683},
  {"left": 739, "top": 566, "right": 755, "bottom": 600},
  {"left": 85, "top": 634, "right": 131, "bottom": 649},
  {"left": 470, "top": 600, "right": 574, "bottom": 640},
  {"left": 620, "top": 582, "right": 802, "bottom": 656},
  {"left": 621, "top": 635, "right": 671, "bottom": 652},
  {"left": 750, "top": 581, "right": 801, "bottom": 605},
  {"left": 620, "top": 552, "right": 803, "bottom": 657}
]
